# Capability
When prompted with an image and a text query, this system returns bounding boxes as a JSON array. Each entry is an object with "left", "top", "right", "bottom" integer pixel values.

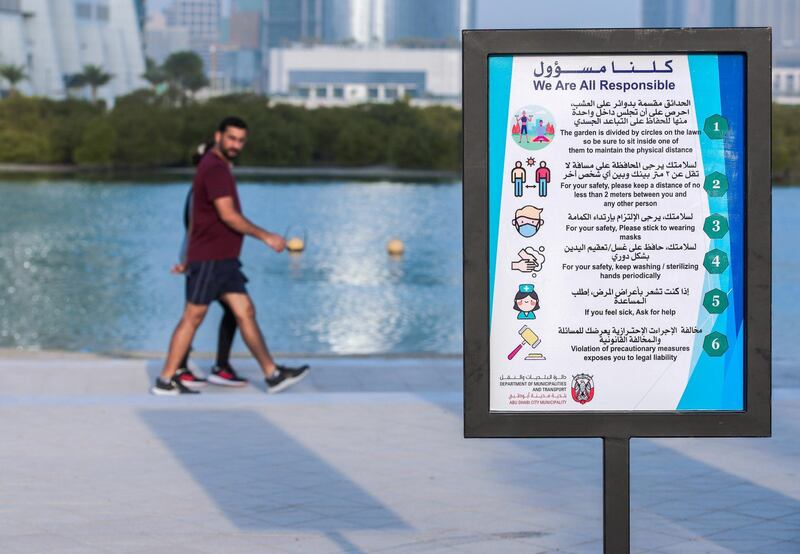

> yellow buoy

[
  {"left": 286, "top": 236, "right": 305, "bottom": 252},
  {"left": 387, "top": 238, "right": 405, "bottom": 256}
]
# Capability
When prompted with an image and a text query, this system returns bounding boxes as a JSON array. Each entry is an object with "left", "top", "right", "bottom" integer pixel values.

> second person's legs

[
  {"left": 216, "top": 301, "right": 237, "bottom": 368},
  {"left": 206, "top": 301, "right": 246, "bottom": 386}
]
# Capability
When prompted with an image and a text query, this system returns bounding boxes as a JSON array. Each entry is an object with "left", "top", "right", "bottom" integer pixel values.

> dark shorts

[
  {"left": 186, "top": 258, "right": 248, "bottom": 305},
  {"left": 520, "top": 125, "right": 528, "bottom": 135}
]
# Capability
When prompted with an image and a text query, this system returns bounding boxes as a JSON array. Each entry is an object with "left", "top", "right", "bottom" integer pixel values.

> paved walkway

[{"left": 0, "top": 353, "right": 798, "bottom": 553}]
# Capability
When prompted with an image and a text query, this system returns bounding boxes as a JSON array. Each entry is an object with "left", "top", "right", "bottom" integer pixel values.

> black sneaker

[
  {"left": 265, "top": 364, "right": 309, "bottom": 394},
  {"left": 150, "top": 377, "right": 200, "bottom": 396},
  {"left": 175, "top": 368, "right": 208, "bottom": 390},
  {"left": 208, "top": 365, "right": 248, "bottom": 387}
]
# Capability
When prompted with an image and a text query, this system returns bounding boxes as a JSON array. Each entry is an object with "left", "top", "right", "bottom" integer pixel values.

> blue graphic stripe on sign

[
  {"left": 719, "top": 55, "right": 745, "bottom": 338},
  {"left": 680, "top": 54, "right": 724, "bottom": 410},
  {"left": 488, "top": 56, "right": 513, "bottom": 325},
  {"left": 679, "top": 54, "right": 745, "bottom": 410},
  {"left": 718, "top": 53, "right": 745, "bottom": 410}
]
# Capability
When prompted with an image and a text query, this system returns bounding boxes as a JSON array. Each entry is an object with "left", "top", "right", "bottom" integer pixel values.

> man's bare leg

[
  {"left": 220, "top": 292, "right": 277, "bottom": 378},
  {"left": 160, "top": 302, "right": 210, "bottom": 381}
]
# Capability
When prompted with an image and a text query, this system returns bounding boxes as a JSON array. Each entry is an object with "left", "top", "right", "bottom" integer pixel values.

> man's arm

[
  {"left": 214, "top": 196, "right": 286, "bottom": 252},
  {"left": 171, "top": 190, "right": 193, "bottom": 274},
  {"left": 171, "top": 231, "right": 189, "bottom": 273}
]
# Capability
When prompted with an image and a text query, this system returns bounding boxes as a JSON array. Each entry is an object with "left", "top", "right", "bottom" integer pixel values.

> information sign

[{"left": 463, "top": 28, "right": 771, "bottom": 439}]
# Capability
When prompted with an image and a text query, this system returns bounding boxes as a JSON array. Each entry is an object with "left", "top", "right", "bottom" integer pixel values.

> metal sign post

[
  {"left": 462, "top": 28, "right": 772, "bottom": 553},
  {"left": 603, "top": 436, "right": 630, "bottom": 553}
]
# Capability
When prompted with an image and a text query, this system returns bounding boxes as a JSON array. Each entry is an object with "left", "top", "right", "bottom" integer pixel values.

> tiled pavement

[{"left": 0, "top": 353, "right": 798, "bottom": 553}]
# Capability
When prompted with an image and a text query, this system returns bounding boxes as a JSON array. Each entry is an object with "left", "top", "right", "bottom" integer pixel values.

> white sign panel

[{"left": 488, "top": 54, "right": 745, "bottom": 412}]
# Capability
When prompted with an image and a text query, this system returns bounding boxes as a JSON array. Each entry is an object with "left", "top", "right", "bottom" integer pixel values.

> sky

[{"left": 147, "top": 0, "right": 642, "bottom": 28}]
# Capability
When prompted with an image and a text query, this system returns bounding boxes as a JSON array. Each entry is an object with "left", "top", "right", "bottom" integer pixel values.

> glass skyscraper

[
  {"left": 166, "top": 0, "right": 220, "bottom": 70},
  {"left": 0, "top": 0, "right": 145, "bottom": 101},
  {"left": 386, "top": 0, "right": 474, "bottom": 46},
  {"left": 264, "top": 0, "right": 323, "bottom": 47}
]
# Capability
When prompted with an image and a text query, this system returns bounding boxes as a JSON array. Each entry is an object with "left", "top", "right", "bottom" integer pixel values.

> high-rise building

[
  {"left": 641, "top": 0, "right": 734, "bottom": 27},
  {"left": 348, "top": 0, "right": 385, "bottom": 45},
  {"left": 642, "top": 0, "right": 684, "bottom": 26},
  {"left": 321, "top": 0, "right": 350, "bottom": 43},
  {"left": 214, "top": 0, "right": 476, "bottom": 94},
  {"left": 134, "top": 0, "right": 146, "bottom": 31},
  {"left": 319, "top": 0, "right": 474, "bottom": 47},
  {"left": 737, "top": 0, "right": 800, "bottom": 65},
  {"left": 264, "top": 0, "right": 323, "bottom": 47},
  {"left": 712, "top": 0, "right": 736, "bottom": 26},
  {"left": 219, "top": 0, "right": 266, "bottom": 91},
  {"left": 641, "top": 0, "right": 800, "bottom": 100},
  {"left": 386, "top": 0, "right": 474, "bottom": 46},
  {"left": 230, "top": 0, "right": 263, "bottom": 49},
  {"left": 0, "top": 0, "right": 146, "bottom": 101},
  {"left": 165, "top": 0, "right": 220, "bottom": 70},
  {"left": 145, "top": 10, "right": 190, "bottom": 64}
]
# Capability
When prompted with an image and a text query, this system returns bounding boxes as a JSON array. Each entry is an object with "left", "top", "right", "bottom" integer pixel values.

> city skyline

[{"left": 148, "top": 0, "right": 641, "bottom": 27}]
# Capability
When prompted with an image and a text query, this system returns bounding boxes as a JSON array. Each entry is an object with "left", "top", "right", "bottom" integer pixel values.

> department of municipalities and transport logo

[{"left": 571, "top": 373, "right": 595, "bottom": 404}]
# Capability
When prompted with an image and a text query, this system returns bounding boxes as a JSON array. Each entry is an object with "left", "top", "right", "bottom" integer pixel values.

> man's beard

[{"left": 222, "top": 148, "right": 240, "bottom": 161}]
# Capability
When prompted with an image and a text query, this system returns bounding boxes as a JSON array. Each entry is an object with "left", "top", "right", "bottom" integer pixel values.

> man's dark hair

[{"left": 218, "top": 116, "right": 248, "bottom": 134}]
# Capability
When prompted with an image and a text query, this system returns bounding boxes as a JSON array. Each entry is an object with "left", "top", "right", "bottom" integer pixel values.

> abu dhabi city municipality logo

[{"left": 571, "top": 373, "right": 595, "bottom": 404}]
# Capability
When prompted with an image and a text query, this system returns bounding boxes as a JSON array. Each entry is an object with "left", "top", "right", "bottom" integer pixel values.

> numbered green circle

[
  {"left": 703, "top": 289, "right": 729, "bottom": 314},
  {"left": 704, "top": 214, "right": 729, "bottom": 239},
  {"left": 703, "top": 249, "right": 729, "bottom": 274},
  {"left": 703, "top": 172, "right": 729, "bottom": 197},
  {"left": 704, "top": 114, "right": 730, "bottom": 139},
  {"left": 703, "top": 332, "right": 729, "bottom": 357}
]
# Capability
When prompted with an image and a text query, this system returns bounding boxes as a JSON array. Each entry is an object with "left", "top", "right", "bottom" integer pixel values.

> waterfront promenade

[{"left": 0, "top": 352, "right": 798, "bottom": 553}]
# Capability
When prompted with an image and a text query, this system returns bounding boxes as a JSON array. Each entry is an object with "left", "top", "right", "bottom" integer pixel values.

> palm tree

[
  {"left": 78, "top": 64, "right": 113, "bottom": 103},
  {"left": 162, "top": 51, "right": 208, "bottom": 104},
  {"left": 142, "top": 57, "right": 165, "bottom": 89},
  {"left": 63, "top": 73, "right": 87, "bottom": 98},
  {"left": 0, "top": 64, "right": 27, "bottom": 96}
]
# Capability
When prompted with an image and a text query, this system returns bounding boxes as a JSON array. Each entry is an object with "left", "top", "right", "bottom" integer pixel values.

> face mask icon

[{"left": 512, "top": 205, "right": 543, "bottom": 238}]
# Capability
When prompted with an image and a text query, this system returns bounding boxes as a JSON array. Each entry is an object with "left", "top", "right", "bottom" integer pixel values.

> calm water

[
  {"left": 773, "top": 187, "right": 800, "bottom": 387},
  {"left": 0, "top": 180, "right": 798, "bottom": 386},
  {"left": 0, "top": 179, "right": 462, "bottom": 355}
]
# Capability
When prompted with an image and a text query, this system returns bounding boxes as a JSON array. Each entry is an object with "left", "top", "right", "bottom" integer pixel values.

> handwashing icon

[{"left": 511, "top": 246, "right": 546, "bottom": 275}]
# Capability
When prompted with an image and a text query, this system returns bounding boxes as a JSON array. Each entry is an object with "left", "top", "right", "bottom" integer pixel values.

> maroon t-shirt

[{"left": 187, "top": 152, "right": 244, "bottom": 262}]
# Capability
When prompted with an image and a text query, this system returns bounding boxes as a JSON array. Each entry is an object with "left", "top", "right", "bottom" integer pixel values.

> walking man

[
  {"left": 169, "top": 140, "right": 241, "bottom": 390},
  {"left": 152, "top": 116, "right": 309, "bottom": 395}
]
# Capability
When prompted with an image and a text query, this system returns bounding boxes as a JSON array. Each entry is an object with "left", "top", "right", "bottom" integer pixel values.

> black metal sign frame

[{"left": 462, "top": 27, "right": 771, "bottom": 441}]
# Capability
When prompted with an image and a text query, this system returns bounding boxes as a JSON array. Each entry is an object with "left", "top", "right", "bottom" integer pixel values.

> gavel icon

[{"left": 507, "top": 326, "right": 541, "bottom": 360}]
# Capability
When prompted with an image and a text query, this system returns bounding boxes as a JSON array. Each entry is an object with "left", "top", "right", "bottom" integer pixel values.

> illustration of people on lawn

[{"left": 511, "top": 106, "right": 556, "bottom": 152}]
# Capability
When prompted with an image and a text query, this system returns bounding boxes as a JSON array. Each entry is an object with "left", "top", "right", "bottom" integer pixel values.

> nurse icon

[{"left": 513, "top": 284, "right": 540, "bottom": 320}]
